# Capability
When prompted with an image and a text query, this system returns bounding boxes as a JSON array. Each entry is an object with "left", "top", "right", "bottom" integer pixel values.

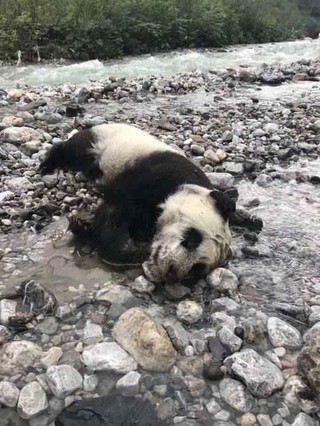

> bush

[{"left": 0, "top": 0, "right": 315, "bottom": 62}]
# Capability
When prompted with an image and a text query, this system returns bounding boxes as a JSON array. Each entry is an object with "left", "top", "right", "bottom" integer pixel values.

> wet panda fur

[{"left": 40, "top": 123, "right": 235, "bottom": 286}]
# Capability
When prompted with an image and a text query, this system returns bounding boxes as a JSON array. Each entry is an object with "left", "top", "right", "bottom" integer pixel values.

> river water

[{"left": 1, "top": 38, "right": 320, "bottom": 89}]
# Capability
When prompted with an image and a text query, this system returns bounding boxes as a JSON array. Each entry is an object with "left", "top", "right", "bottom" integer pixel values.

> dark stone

[
  {"left": 234, "top": 326, "right": 245, "bottom": 339},
  {"left": 260, "top": 74, "right": 286, "bottom": 85},
  {"left": 310, "top": 176, "right": 320, "bottom": 185},
  {"left": 229, "top": 209, "right": 263, "bottom": 231},
  {"left": 65, "top": 104, "right": 85, "bottom": 117},
  {"left": 0, "top": 408, "right": 20, "bottom": 425},
  {"left": 207, "top": 336, "right": 230, "bottom": 363},
  {"left": 243, "top": 231, "right": 258, "bottom": 243},
  {"left": 203, "top": 360, "right": 224, "bottom": 381},
  {"left": 55, "top": 394, "right": 167, "bottom": 426},
  {"left": 17, "top": 99, "right": 47, "bottom": 111}
]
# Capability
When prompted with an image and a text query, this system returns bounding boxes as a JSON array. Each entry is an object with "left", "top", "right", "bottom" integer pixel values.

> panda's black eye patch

[{"left": 181, "top": 227, "right": 203, "bottom": 251}]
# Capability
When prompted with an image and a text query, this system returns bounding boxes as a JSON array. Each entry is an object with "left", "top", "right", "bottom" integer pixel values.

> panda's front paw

[{"left": 68, "top": 212, "right": 95, "bottom": 237}]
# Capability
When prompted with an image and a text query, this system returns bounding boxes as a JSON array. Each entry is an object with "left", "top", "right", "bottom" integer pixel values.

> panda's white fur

[
  {"left": 92, "top": 123, "right": 177, "bottom": 183},
  {"left": 143, "top": 184, "right": 232, "bottom": 282}
]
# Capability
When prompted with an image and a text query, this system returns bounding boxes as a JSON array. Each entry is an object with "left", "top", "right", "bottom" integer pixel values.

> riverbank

[{"left": 0, "top": 56, "right": 319, "bottom": 425}]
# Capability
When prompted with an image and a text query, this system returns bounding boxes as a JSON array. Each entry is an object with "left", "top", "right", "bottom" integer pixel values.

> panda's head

[{"left": 143, "top": 185, "right": 235, "bottom": 286}]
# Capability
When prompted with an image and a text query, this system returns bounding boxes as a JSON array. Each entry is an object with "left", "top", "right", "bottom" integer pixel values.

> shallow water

[
  {"left": 230, "top": 159, "right": 320, "bottom": 318},
  {"left": 1, "top": 38, "right": 320, "bottom": 89}
]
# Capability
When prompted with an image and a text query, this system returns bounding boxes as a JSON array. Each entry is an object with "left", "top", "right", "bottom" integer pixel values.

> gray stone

[
  {"left": 222, "top": 130, "right": 233, "bottom": 142},
  {"left": 257, "top": 414, "right": 273, "bottom": 426},
  {"left": 283, "top": 376, "right": 318, "bottom": 414},
  {"left": 131, "top": 276, "right": 155, "bottom": 293},
  {"left": 207, "top": 268, "right": 239, "bottom": 293},
  {"left": 183, "top": 375, "right": 206, "bottom": 397},
  {"left": 205, "top": 398, "right": 221, "bottom": 415},
  {"left": 1, "top": 341, "right": 42, "bottom": 374},
  {"left": 115, "top": 371, "right": 141, "bottom": 396},
  {"left": 219, "top": 378, "right": 254, "bottom": 413},
  {"left": 0, "top": 126, "right": 43, "bottom": 145},
  {"left": 211, "top": 312, "right": 236, "bottom": 330},
  {"left": 224, "top": 349, "right": 284, "bottom": 397},
  {"left": 264, "top": 123, "right": 279, "bottom": 133},
  {"left": 83, "top": 320, "right": 103, "bottom": 345},
  {"left": 272, "top": 414, "right": 282, "bottom": 425},
  {"left": 163, "top": 318, "right": 190, "bottom": 351},
  {"left": 267, "top": 317, "right": 302, "bottom": 349},
  {"left": 303, "top": 321, "right": 320, "bottom": 342},
  {"left": 36, "top": 317, "right": 59, "bottom": 335},
  {"left": 46, "top": 365, "right": 83, "bottom": 398},
  {"left": 83, "top": 374, "right": 98, "bottom": 392},
  {"left": 0, "top": 299, "right": 17, "bottom": 325},
  {"left": 176, "top": 301, "right": 203, "bottom": 324},
  {"left": 308, "top": 306, "right": 320, "bottom": 324},
  {"left": 291, "top": 413, "right": 316, "bottom": 426},
  {"left": 96, "top": 283, "right": 134, "bottom": 305},
  {"left": 206, "top": 173, "right": 235, "bottom": 190},
  {"left": 217, "top": 326, "right": 242, "bottom": 353},
  {"left": 0, "top": 381, "right": 20, "bottom": 408},
  {"left": 211, "top": 297, "right": 239, "bottom": 311},
  {"left": 5, "top": 177, "right": 32, "bottom": 192},
  {"left": 82, "top": 342, "right": 138, "bottom": 373},
  {"left": 17, "top": 382, "right": 48, "bottom": 419},
  {"left": 0, "top": 191, "right": 14, "bottom": 205},
  {"left": 223, "top": 162, "right": 244, "bottom": 175},
  {"left": 298, "top": 333, "right": 320, "bottom": 396}
]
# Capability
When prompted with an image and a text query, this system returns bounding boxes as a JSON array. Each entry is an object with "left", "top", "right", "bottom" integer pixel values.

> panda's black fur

[{"left": 40, "top": 123, "right": 235, "bottom": 285}]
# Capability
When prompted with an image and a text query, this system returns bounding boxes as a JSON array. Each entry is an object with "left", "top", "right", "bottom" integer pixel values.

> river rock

[
  {"left": 298, "top": 333, "right": 320, "bottom": 395},
  {"left": 115, "top": 371, "right": 141, "bottom": 396},
  {"left": 217, "top": 326, "right": 242, "bottom": 353},
  {"left": 206, "top": 173, "right": 235, "bottom": 191},
  {"left": 46, "top": 365, "right": 83, "bottom": 398},
  {"left": 0, "top": 341, "right": 43, "bottom": 373},
  {"left": 131, "top": 276, "right": 155, "bottom": 293},
  {"left": 219, "top": 378, "right": 254, "bottom": 413},
  {"left": 36, "top": 317, "right": 59, "bottom": 335},
  {"left": 83, "top": 320, "right": 103, "bottom": 345},
  {"left": 267, "top": 317, "right": 302, "bottom": 349},
  {"left": 183, "top": 375, "right": 206, "bottom": 397},
  {"left": 283, "top": 375, "right": 319, "bottom": 414},
  {"left": 17, "top": 382, "right": 48, "bottom": 419},
  {"left": 207, "top": 268, "right": 239, "bottom": 294},
  {"left": 211, "top": 297, "right": 239, "bottom": 311},
  {"left": 0, "top": 191, "right": 14, "bottom": 205},
  {"left": 176, "top": 301, "right": 203, "bottom": 324},
  {"left": 257, "top": 414, "right": 273, "bottom": 426},
  {"left": 224, "top": 349, "right": 284, "bottom": 397},
  {"left": 96, "top": 283, "right": 134, "bottom": 305},
  {"left": 0, "top": 299, "right": 17, "bottom": 325},
  {"left": 0, "top": 381, "right": 20, "bottom": 407},
  {"left": 291, "top": 413, "right": 316, "bottom": 426},
  {"left": 82, "top": 341, "right": 138, "bottom": 373},
  {"left": 205, "top": 398, "right": 221, "bottom": 415},
  {"left": 41, "top": 347, "right": 63, "bottom": 368},
  {"left": 303, "top": 321, "right": 320, "bottom": 342},
  {"left": 112, "top": 308, "right": 176, "bottom": 372},
  {"left": 5, "top": 176, "right": 32, "bottom": 192},
  {"left": 0, "top": 126, "right": 43, "bottom": 145},
  {"left": 1, "top": 116, "right": 24, "bottom": 127},
  {"left": 211, "top": 312, "right": 236, "bottom": 330},
  {"left": 163, "top": 318, "right": 190, "bottom": 351}
]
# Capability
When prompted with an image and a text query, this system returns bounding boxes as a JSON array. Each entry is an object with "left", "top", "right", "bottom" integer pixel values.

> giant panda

[{"left": 40, "top": 123, "right": 235, "bottom": 286}]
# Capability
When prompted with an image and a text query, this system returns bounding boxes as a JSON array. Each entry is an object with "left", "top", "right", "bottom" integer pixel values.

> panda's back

[{"left": 92, "top": 123, "right": 177, "bottom": 183}]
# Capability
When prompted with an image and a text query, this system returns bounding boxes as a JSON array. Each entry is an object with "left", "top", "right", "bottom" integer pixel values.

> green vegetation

[{"left": 0, "top": 0, "right": 318, "bottom": 62}]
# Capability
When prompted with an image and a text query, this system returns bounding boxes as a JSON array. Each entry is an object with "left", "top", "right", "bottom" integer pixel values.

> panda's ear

[{"left": 209, "top": 190, "right": 236, "bottom": 221}]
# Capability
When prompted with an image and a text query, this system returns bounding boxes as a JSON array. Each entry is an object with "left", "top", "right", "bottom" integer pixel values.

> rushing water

[{"left": 1, "top": 38, "right": 320, "bottom": 89}]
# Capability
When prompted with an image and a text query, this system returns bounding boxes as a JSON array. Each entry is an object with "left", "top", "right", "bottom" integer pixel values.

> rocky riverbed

[{"left": 0, "top": 56, "right": 320, "bottom": 425}]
